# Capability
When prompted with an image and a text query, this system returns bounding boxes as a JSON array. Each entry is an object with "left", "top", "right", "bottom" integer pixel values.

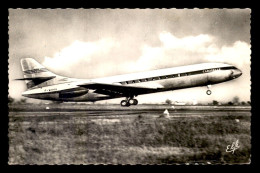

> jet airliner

[{"left": 17, "top": 58, "right": 242, "bottom": 106}]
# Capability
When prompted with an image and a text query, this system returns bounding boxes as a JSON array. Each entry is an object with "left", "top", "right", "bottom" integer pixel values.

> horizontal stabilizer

[{"left": 15, "top": 76, "right": 56, "bottom": 81}]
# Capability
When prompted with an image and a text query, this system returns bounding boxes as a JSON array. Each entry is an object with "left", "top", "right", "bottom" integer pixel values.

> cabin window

[{"left": 160, "top": 76, "right": 166, "bottom": 79}]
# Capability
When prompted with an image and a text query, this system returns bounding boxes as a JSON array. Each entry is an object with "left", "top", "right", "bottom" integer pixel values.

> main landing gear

[
  {"left": 206, "top": 85, "right": 212, "bottom": 95},
  {"left": 120, "top": 97, "right": 138, "bottom": 107}
]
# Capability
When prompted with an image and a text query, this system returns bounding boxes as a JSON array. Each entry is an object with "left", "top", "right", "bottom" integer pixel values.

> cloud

[
  {"left": 159, "top": 32, "right": 213, "bottom": 51},
  {"left": 135, "top": 33, "right": 216, "bottom": 70},
  {"left": 43, "top": 38, "right": 118, "bottom": 72},
  {"left": 134, "top": 32, "right": 250, "bottom": 70},
  {"left": 41, "top": 31, "right": 251, "bottom": 78},
  {"left": 205, "top": 41, "right": 251, "bottom": 68}
]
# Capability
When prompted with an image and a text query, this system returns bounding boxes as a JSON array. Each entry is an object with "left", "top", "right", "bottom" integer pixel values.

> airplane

[{"left": 17, "top": 58, "right": 242, "bottom": 107}]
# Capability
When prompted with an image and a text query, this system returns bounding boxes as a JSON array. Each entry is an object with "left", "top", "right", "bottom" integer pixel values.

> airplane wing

[{"left": 78, "top": 82, "right": 161, "bottom": 97}]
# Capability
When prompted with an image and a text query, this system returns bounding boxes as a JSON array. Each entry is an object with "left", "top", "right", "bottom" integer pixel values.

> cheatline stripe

[
  {"left": 23, "top": 68, "right": 48, "bottom": 74},
  {"left": 120, "top": 66, "right": 237, "bottom": 85}
]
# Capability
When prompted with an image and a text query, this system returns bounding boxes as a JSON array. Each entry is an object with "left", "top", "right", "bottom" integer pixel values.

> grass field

[{"left": 8, "top": 104, "right": 251, "bottom": 165}]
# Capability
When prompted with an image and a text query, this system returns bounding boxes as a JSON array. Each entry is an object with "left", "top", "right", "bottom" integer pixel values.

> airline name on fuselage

[{"left": 203, "top": 68, "right": 220, "bottom": 73}]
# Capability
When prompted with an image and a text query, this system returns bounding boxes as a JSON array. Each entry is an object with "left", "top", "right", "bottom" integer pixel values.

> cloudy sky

[{"left": 8, "top": 9, "right": 251, "bottom": 104}]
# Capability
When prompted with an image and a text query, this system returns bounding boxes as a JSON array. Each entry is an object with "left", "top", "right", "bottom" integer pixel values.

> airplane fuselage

[{"left": 22, "top": 62, "right": 242, "bottom": 102}]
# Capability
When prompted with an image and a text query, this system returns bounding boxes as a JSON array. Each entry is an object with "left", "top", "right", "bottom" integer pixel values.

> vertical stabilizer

[{"left": 19, "top": 58, "right": 57, "bottom": 89}]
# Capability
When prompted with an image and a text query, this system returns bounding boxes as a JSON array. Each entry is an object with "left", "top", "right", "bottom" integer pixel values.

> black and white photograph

[{"left": 8, "top": 9, "right": 251, "bottom": 165}]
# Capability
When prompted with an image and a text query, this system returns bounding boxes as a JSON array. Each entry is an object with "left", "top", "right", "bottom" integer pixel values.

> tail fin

[{"left": 17, "top": 58, "right": 57, "bottom": 89}]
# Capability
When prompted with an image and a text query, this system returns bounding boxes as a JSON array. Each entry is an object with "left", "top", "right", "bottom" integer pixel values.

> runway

[{"left": 9, "top": 106, "right": 251, "bottom": 125}]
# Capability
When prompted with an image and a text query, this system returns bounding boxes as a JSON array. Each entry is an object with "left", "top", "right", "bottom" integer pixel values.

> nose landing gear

[
  {"left": 120, "top": 97, "right": 138, "bottom": 107},
  {"left": 206, "top": 85, "right": 212, "bottom": 95}
]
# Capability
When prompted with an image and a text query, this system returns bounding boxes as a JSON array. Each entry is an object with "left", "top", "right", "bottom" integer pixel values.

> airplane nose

[{"left": 231, "top": 69, "right": 242, "bottom": 79}]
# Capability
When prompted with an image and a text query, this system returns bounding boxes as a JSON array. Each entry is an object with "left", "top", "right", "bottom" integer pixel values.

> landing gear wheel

[
  {"left": 129, "top": 99, "right": 135, "bottom": 105},
  {"left": 128, "top": 98, "right": 138, "bottom": 105},
  {"left": 133, "top": 99, "right": 138, "bottom": 105},
  {"left": 121, "top": 100, "right": 130, "bottom": 107},
  {"left": 121, "top": 100, "right": 127, "bottom": 106},
  {"left": 206, "top": 90, "right": 212, "bottom": 95}
]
